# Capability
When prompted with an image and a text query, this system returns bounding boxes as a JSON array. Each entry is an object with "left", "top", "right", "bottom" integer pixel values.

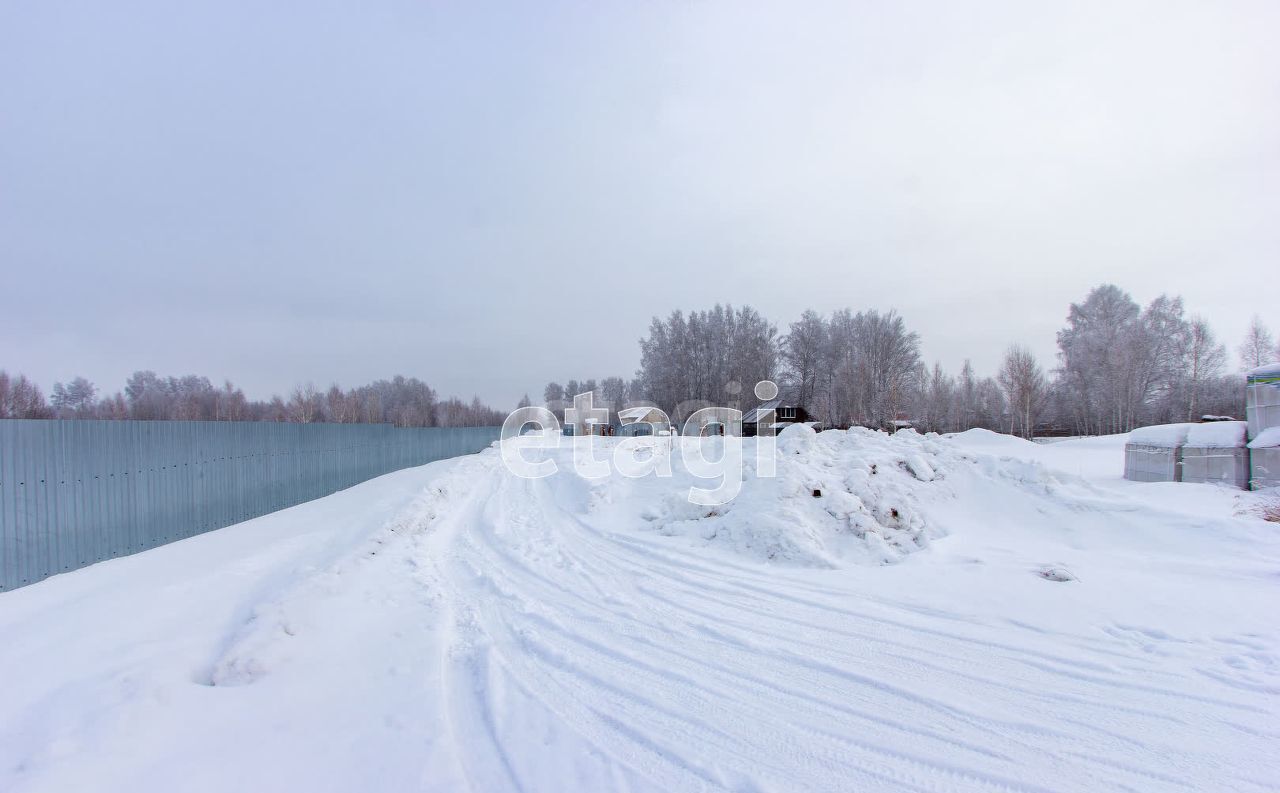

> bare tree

[
  {"left": 170, "top": 375, "right": 217, "bottom": 420},
  {"left": 98, "top": 392, "right": 129, "bottom": 419},
  {"left": 976, "top": 376, "right": 1007, "bottom": 430},
  {"left": 998, "top": 345, "right": 1046, "bottom": 439},
  {"left": 1, "top": 369, "right": 507, "bottom": 427},
  {"left": 849, "top": 309, "right": 922, "bottom": 429},
  {"left": 1238, "top": 315, "right": 1275, "bottom": 370},
  {"left": 781, "top": 310, "right": 828, "bottom": 411},
  {"left": 217, "top": 380, "right": 249, "bottom": 421},
  {"left": 957, "top": 360, "right": 978, "bottom": 430},
  {"left": 636, "top": 304, "right": 779, "bottom": 421},
  {"left": 0, "top": 371, "right": 52, "bottom": 418},
  {"left": 287, "top": 383, "right": 322, "bottom": 423},
  {"left": 915, "top": 362, "right": 956, "bottom": 433},
  {"left": 1055, "top": 285, "right": 1192, "bottom": 434},
  {"left": 1180, "top": 317, "right": 1227, "bottom": 420},
  {"left": 325, "top": 384, "right": 353, "bottom": 423}
]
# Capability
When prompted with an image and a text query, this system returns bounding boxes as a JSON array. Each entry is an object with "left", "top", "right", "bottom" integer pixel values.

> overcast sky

[{"left": 2, "top": 1, "right": 1277, "bottom": 407}]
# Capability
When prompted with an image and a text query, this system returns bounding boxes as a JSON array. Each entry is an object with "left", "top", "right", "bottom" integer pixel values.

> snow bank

[
  {"left": 947, "top": 427, "right": 1037, "bottom": 454},
  {"left": 619, "top": 428, "right": 958, "bottom": 566},
  {"left": 1127, "top": 423, "right": 1196, "bottom": 447},
  {"left": 618, "top": 427, "right": 1134, "bottom": 568},
  {"left": 1185, "top": 421, "right": 1248, "bottom": 448},
  {"left": 1248, "top": 426, "right": 1280, "bottom": 449}
]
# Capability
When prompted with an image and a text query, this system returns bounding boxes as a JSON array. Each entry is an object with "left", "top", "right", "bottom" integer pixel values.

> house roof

[
  {"left": 743, "top": 399, "right": 806, "bottom": 424},
  {"left": 742, "top": 399, "right": 779, "bottom": 424},
  {"left": 618, "top": 406, "right": 666, "bottom": 424}
]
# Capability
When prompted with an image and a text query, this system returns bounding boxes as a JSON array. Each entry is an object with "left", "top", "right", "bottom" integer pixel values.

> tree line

[
  {"left": 4, "top": 284, "right": 1273, "bottom": 436},
  {"left": 0, "top": 371, "right": 506, "bottom": 427},
  {"left": 540, "top": 285, "right": 1275, "bottom": 439}
]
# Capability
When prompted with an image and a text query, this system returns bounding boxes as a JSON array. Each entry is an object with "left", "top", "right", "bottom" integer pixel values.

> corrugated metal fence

[{"left": 0, "top": 420, "right": 500, "bottom": 591}]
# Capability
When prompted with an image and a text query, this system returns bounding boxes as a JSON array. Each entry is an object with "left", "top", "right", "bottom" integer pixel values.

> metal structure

[
  {"left": 1180, "top": 421, "right": 1250, "bottom": 489},
  {"left": 1249, "top": 446, "right": 1280, "bottom": 489},
  {"left": 1123, "top": 423, "right": 1193, "bottom": 483},
  {"left": 0, "top": 420, "right": 500, "bottom": 590},
  {"left": 1246, "top": 363, "right": 1280, "bottom": 442},
  {"left": 1181, "top": 446, "right": 1251, "bottom": 489},
  {"left": 1123, "top": 444, "right": 1183, "bottom": 483}
]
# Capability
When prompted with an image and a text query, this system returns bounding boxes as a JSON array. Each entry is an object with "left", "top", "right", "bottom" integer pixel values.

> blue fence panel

[{"left": 0, "top": 420, "right": 500, "bottom": 590}]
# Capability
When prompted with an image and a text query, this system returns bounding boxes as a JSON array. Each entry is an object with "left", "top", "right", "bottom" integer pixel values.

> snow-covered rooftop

[
  {"left": 1128, "top": 422, "right": 1196, "bottom": 447},
  {"left": 617, "top": 406, "right": 665, "bottom": 423},
  {"left": 742, "top": 400, "right": 782, "bottom": 424},
  {"left": 1185, "top": 421, "right": 1247, "bottom": 448},
  {"left": 1246, "top": 361, "right": 1280, "bottom": 379},
  {"left": 1248, "top": 426, "right": 1280, "bottom": 449}
]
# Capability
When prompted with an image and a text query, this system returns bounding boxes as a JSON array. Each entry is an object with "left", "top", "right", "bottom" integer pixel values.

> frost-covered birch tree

[
  {"left": 1238, "top": 315, "right": 1275, "bottom": 370},
  {"left": 782, "top": 310, "right": 827, "bottom": 411},
  {"left": 636, "top": 304, "right": 778, "bottom": 421},
  {"left": 1178, "top": 318, "right": 1227, "bottom": 421},
  {"left": 997, "top": 345, "right": 1046, "bottom": 439},
  {"left": 1055, "top": 285, "right": 1192, "bottom": 434}
]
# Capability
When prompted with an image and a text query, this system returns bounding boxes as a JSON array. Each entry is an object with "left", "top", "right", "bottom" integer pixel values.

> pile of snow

[
  {"left": 1185, "top": 421, "right": 1248, "bottom": 448},
  {"left": 946, "top": 427, "right": 1038, "bottom": 453},
  {"left": 1127, "top": 422, "right": 1196, "bottom": 447},
  {"left": 1249, "top": 426, "right": 1280, "bottom": 449},
  {"left": 601, "top": 427, "right": 961, "bottom": 566},
  {"left": 583, "top": 426, "right": 1137, "bottom": 568}
]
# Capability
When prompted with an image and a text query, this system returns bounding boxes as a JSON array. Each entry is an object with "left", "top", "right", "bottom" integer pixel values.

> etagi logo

[{"left": 500, "top": 381, "right": 782, "bottom": 507}]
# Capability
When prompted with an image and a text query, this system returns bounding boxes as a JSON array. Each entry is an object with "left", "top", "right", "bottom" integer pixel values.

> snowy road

[{"left": 2, "top": 430, "right": 1278, "bottom": 792}]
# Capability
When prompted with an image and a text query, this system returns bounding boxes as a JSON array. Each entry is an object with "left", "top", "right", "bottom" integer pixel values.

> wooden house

[{"left": 741, "top": 399, "right": 811, "bottom": 437}]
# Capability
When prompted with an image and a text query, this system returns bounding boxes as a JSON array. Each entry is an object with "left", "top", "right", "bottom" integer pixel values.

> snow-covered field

[{"left": 1, "top": 429, "right": 1278, "bottom": 792}]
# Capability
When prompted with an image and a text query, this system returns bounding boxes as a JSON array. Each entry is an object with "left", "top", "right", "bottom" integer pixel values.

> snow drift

[
  {"left": 626, "top": 426, "right": 949, "bottom": 566},
  {"left": 580, "top": 426, "right": 1124, "bottom": 569}
]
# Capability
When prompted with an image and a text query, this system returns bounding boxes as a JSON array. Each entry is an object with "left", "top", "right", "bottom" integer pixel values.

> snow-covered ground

[{"left": 1, "top": 429, "right": 1278, "bottom": 792}]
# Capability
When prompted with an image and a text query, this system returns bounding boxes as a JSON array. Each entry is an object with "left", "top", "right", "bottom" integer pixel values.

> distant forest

[
  {"left": 540, "top": 284, "right": 1275, "bottom": 439},
  {"left": 3, "top": 283, "right": 1275, "bottom": 437},
  {"left": 0, "top": 372, "right": 505, "bottom": 428}
]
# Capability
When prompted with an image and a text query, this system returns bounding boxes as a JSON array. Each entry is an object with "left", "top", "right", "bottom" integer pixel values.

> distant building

[
  {"left": 1247, "top": 362, "right": 1280, "bottom": 488},
  {"left": 564, "top": 417, "right": 611, "bottom": 436},
  {"left": 1119, "top": 363, "right": 1280, "bottom": 490},
  {"left": 742, "top": 399, "right": 811, "bottom": 437},
  {"left": 617, "top": 406, "right": 671, "bottom": 436}
]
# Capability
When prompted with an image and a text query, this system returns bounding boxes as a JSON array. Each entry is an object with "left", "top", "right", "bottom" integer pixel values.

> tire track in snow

[
  {"left": 410, "top": 449, "right": 1276, "bottom": 793},
  {"left": 440, "top": 472, "right": 1039, "bottom": 789}
]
